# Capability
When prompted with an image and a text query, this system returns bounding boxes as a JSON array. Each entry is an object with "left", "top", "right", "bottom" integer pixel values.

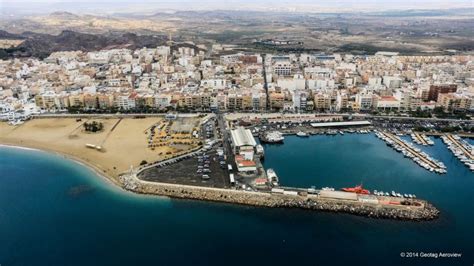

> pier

[
  {"left": 119, "top": 170, "right": 440, "bottom": 221},
  {"left": 411, "top": 132, "right": 432, "bottom": 146},
  {"left": 441, "top": 134, "right": 474, "bottom": 172},
  {"left": 377, "top": 131, "right": 446, "bottom": 173},
  {"left": 445, "top": 134, "right": 473, "bottom": 160}
]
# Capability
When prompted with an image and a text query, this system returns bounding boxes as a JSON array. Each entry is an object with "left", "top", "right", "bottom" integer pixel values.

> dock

[
  {"left": 445, "top": 134, "right": 473, "bottom": 160},
  {"left": 411, "top": 132, "right": 432, "bottom": 146},
  {"left": 377, "top": 131, "right": 446, "bottom": 173},
  {"left": 441, "top": 134, "right": 474, "bottom": 171}
]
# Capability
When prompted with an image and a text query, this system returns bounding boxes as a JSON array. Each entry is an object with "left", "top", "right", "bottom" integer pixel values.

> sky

[{"left": 1, "top": 0, "right": 472, "bottom": 15}]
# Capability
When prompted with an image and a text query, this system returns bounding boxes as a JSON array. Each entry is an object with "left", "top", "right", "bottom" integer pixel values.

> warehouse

[{"left": 230, "top": 126, "right": 257, "bottom": 158}]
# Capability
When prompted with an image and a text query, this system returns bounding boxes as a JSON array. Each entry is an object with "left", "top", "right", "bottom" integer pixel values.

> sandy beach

[{"left": 0, "top": 117, "right": 200, "bottom": 182}]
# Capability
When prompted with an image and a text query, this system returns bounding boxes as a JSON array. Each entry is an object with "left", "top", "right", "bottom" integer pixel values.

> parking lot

[{"left": 138, "top": 142, "right": 230, "bottom": 188}]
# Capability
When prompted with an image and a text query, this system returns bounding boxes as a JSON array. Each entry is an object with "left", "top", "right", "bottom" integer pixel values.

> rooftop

[
  {"left": 310, "top": 121, "right": 371, "bottom": 128},
  {"left": 230, "top": 127, "right": 257, "bottom": 147}
]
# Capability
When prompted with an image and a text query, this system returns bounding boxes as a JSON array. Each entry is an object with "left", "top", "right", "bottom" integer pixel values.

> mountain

[{"left": 0, "top": 30, "right": 168, "bottom": 59}]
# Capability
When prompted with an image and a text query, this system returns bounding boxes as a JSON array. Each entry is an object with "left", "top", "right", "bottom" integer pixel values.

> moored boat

[
  {"left": 296, "top": 131, "right": 309, "bottom": 137},
  {"left": 260, "top": 131, "right": 285, "bottom": 144}
]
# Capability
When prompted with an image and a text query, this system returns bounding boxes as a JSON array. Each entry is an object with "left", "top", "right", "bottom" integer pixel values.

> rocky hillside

[{"left": 0, "top": 30, "right": 169, "bottom": 59}]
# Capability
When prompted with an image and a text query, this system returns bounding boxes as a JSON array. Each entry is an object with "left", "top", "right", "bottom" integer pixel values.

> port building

[
  {"left": 230, "top": 127, "right": 258, "bottom": 174},
  {"left": 230, "top": 127, "right": 257, "bottom": 158}
]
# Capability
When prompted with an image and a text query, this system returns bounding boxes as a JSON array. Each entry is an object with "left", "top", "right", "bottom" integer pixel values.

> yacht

[
  {"left": 260, "top": 131, "right": 285, "bottom": 144},
  {"left": 296, "top": 131, "right": 309, "bottom": 137}
]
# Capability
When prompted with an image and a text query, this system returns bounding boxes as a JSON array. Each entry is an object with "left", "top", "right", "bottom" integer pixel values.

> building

[
  {"left": 230, "top": 127, "right": 258, "bottom": 173},
  {"left": 428, "top": 84, "right": 457, "bottom": 101},
  {"left": 272, "top": 59, "right": 292, "bottom": 76},
  {"left": 375, "top": 96, "right": 400, "bottom": 111},
  {"left": 235, "top": 155, "right": 257, "bottom": 173},
  {"left": 230, "top": 127, "right": 257, "bottom": 157},
  {"left": 355, "top": 93, "right": 374, "bottom": 111},
  {"left": 437, "top": 93, "right": 472, "bottom": 111}
]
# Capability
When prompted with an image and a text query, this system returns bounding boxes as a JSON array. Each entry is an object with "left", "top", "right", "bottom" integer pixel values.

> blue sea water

[{"left": 0, "top": 134, "right": 473, "bottom": 266}]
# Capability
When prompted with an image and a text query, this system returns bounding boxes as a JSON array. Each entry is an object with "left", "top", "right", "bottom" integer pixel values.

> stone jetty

[{"left": 120, "top": 173, "right": 439, "bottom": 221}]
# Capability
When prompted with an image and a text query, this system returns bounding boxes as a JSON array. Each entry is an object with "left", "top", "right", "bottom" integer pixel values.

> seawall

[{"left": 121, "top": 174, "right": 440, "bottom": 221}]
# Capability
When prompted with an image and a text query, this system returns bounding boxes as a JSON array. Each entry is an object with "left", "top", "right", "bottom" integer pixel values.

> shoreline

[{"left": 0, "top": 142, "right": 122, "bottom": 188}]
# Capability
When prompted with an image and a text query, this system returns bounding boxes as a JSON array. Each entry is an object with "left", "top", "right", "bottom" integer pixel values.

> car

[
  {"left": 202, "top": 174, "right": 210, "bottom": 180},
  {"left": 197, "top": 169, "right": 203, "bottom": 173}
]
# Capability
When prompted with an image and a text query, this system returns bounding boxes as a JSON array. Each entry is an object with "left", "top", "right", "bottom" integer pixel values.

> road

[
  {"left": 28, "top": 111, "right": 472, "bottom": 123},
  {"left": 261, "top": 53, "right": 270, "bottom": 111}
]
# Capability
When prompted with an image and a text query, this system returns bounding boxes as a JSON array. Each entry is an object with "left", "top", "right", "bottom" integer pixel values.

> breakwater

[{"left": 121, "top": 174, "right": 439, "bottom": 221}]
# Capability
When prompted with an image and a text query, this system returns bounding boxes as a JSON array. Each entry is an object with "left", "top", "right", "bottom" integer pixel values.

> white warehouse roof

[
  {"left": 230, "top": 127, "right": 257, "bottom": 147},
  {"left": 310, "top": 121, "right": 371, "bottom": 128}
]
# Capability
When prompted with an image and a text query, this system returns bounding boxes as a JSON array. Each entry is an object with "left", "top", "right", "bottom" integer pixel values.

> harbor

[
  {"left": 1, "top": 143, "right": 474, "bottom": 265},
  {"left": 123, "top": 117, "right": 445, "bottom": 221}
]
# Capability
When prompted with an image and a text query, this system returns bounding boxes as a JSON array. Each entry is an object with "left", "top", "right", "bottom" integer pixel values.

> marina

[
  {"left": 376, "top": 131, "right": 446, "bottom": 173},
  {"left": 441, "top": 134, "right": 474, "bottom": 172},
  {"left": 410, "top": 132, "right": 434, "bottom": 146}
]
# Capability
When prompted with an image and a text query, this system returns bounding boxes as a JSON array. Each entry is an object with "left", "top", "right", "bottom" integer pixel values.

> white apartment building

[{"left": 356, "top": 92, "right": 375, "bottom": 111}]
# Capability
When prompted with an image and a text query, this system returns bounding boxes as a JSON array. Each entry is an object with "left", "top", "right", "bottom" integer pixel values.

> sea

[{"left": 0, "top": 134, "right": 473, "bottom": 266}]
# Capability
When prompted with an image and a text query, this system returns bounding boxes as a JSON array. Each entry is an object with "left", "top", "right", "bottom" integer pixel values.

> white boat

[
  {"left": 296, "top": 131, "right": 309, "bottom": 137},
  {"left": 256, "top": 144, "right": 265, "bottom": 158},
  {"left": 266, "top": 168, "right": 279, "bottom": 185},
  {"left": 261, "top": 131, "right": 285, "bottom": 143}
]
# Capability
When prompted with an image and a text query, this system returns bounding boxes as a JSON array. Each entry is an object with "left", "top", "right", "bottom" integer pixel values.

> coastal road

[{"left": 31, "top": 112, "right": 472, "bottom": 123}]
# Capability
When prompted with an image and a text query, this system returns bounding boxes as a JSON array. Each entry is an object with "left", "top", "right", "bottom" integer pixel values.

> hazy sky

[{"left": 1, "top": 0, "right": 472, "bottom": 15}]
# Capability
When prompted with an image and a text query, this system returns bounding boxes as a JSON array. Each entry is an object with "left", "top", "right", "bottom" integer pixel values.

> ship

[
  {"left": 260, "top": 131, "right": 284, "bottom": 144},
  {"left": 296, "top": 131, "right": 309, "bottom": 137},
  {"left": 341, "top": 184, "right": 370, "bottom": 194},
  {"left": 256, "top": 144, "right": 265, "bottom": 159},
  {"left": 266, "top": 168, "right": 279, "bottom": 186}
]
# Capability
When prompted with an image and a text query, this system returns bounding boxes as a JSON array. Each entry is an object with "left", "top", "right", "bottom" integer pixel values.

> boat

[
  {"left": 266, "top": 168, "right": 279, "bottom": 185},
  {"left": 341, "top": 184, "right": 370, "bottom": 194},
  {"left": 260, "top": 131, "right": 284, "bottom": 144},
  {"left": 322, "top": 187, "right": 335, "bottom": 191},
  {"left": 256, "top": 144, "right": 265, "bottom": 158},
  {"left": 296, "top": 131, "right": 309, "bottom": 137}
]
